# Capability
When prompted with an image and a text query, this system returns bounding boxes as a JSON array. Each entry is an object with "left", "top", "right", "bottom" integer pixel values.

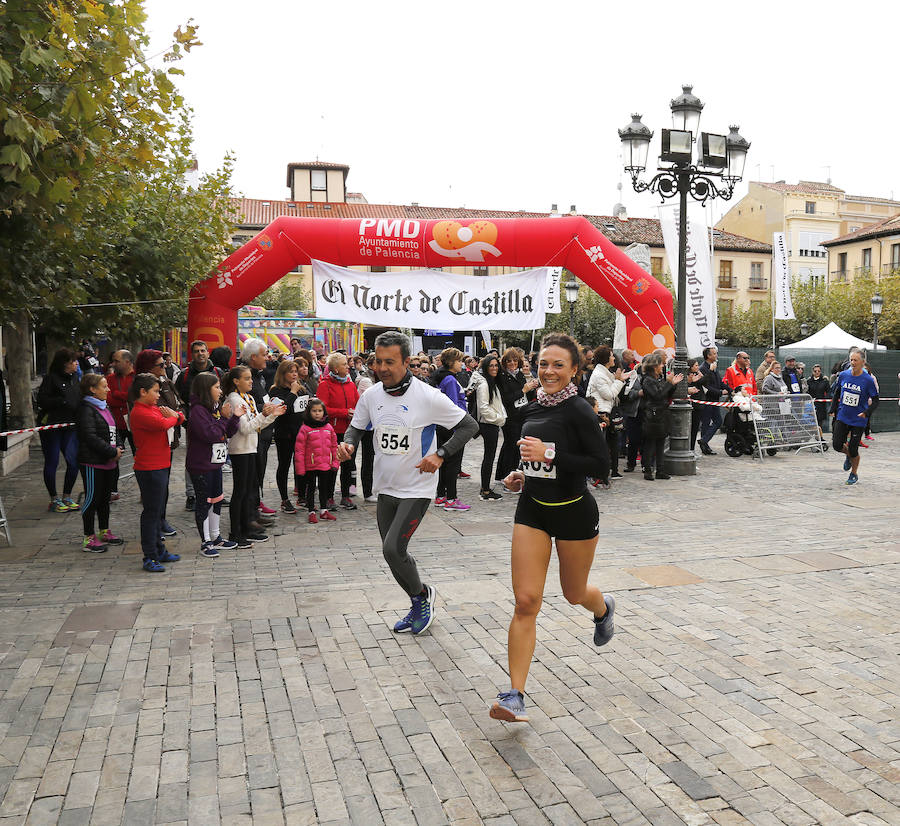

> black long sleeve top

[{"left": 519, "top": 395, "right": 609, "bottom": 502}]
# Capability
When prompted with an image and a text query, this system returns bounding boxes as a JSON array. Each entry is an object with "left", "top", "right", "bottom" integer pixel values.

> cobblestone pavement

[{"left": 0, "top": 431, "right": 898, "bottom": 825}]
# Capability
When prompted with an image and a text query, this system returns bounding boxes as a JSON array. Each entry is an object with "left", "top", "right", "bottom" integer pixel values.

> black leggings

[
  {"left": 229, "top": 453, "right": 257, "bottom": 539},
  {"left": 190, "top": 470, "right": 223, "bottom": 541},
  {"left": 274, "top": 436, "right": 295, "bottom": 502},
  {"left": 435, "top": 428, "right": 462, "bottom": 500},
  {"left": 110, "top": 428, "right": 135, "bottom": 493},
  {"left": 305, "top": 469, "right": 336, "bottom": 511},
  {"left": 496, "top": 418, "right": 523, "bottom": 480},
  {"left": 79, "top": 465, "right": 114, "bottom": 535},
  {"left": 376, "top": 495, "right": 430, "bottom": 596},
  {"left": 360, "top": 430, "right": 374, "bottom": 498},
  {"left": 335, "top": 432, "right": 356, "bottom": 498},
  {"left": 479, "top": 423, "right": 500, "bottom": 491},
  {"left": 604, "top": 424, "right": 619, "bottom": 478}
]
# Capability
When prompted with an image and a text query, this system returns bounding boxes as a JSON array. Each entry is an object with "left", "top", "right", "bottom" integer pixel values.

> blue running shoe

[
  {"left": 490, "top": 690, "right": 528, "bottom": 722},
  {"left": 410, "top": 584, "right": 436, "bottom": 635},
  {"left": 211, "top": 536, "right": 238, "bottom": 550},
  {"left": 160, "top": 522, "right": 177, "bottom": 537},
  {"left": 843, "top": 456, "right": 851, "bottom": 471},
  {"left": 158, "top": 551, "right": 180, "bottom": 563},
  {"left": 201, "top": 542, "right": 219, "bottom": 558},
  {"left": 847, "top": 473, "right": 859, "bottom": 485},
  {"left": 143, "top": 559, "right": 165, "bottom": 573},
  {"left": 594, "top": 594, "right": 616, "bottom": 647},
  {"left": 393, "top": 605, "right": 414, "bottom": 633}
]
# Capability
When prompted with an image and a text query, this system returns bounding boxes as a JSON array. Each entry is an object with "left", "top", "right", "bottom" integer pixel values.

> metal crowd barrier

[{"left": 752, "top": 393, "right": 826, "bottom": 459}]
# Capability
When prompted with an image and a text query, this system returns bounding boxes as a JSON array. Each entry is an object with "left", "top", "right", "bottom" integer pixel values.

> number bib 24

[
  {"left": 520, "top": 441, "right": 556, "bottom": 479},
  {"left": 376, "top": 426, "right": 411, "bottom": 455},
  {"left": 211, "top": 443, "right": 228, "bottom": 464}
]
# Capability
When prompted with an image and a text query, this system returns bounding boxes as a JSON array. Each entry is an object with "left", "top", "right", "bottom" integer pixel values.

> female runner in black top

[{"left": 490, "top": 333, "right": 614, "bottom": 723}]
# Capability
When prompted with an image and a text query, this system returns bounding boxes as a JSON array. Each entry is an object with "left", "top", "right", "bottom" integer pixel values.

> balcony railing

[
  {"left": 880, "top": 263, "right": 900, "bottom": 277},
  {"left": 748, "top": 278, "right": 767, "bottom": 290},
  {"left": 830, "top": 270, "right": 848, "bottom": 283},
  {"left": 854, "top": 266, "right": 873, "bottom": 278},
  {"left": 717, "top": 276, "right": 736, "bottom": 289}
]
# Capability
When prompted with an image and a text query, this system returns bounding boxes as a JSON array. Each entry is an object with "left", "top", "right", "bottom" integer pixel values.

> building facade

[
  {"left": 716, "top": 180, "right": 900, "bottom": 288},
  {"left": 230, "top": 162, "right": 772, "bottom": 318},
  {"left": 821, "top": 214, "right": 900, "bottom": 282}
]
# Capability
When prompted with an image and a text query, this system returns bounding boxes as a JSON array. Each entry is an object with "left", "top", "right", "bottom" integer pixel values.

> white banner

[
  {"left": 481, "top": 331, "right": 492, "bottom": 351},
  {"left": 313, "top": 261, "right": 548, "bottom": 330},
  {"left": 773, "top": 232, "right": 795, "bottom": 320},
  {"left": 545, "top": 267, "right": 562, "bottom": 313},
  {"left": 659, "top": 204, "right": 717, "bottom": 357}
]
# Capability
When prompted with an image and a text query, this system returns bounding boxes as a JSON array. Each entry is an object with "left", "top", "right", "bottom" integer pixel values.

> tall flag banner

[
  {"left": 659, "top": 204, "right": 717, "bottom": 357},
  {"left": 545, "top": 267, "right": 562, "bottom": 313},
  {"left": 773, "top": 232, "right": 795, "bottom": 320}
]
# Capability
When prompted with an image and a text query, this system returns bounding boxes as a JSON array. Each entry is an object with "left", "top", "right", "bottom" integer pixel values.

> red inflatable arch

[{"left": 189, "top": 216, "right": 674, "bottom": 357}]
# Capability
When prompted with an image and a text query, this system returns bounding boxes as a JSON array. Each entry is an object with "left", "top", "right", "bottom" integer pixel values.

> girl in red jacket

[
  {"left": 294, "top": 398, "right": 339, "bottom": 524},
  {"left": 129, "top": 373, "right": 185, "bottom": 572}
]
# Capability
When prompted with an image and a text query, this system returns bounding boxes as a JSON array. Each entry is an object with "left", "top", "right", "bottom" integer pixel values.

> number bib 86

[{"left": 377, "top": 426, "right": 411, "bottom": 455}]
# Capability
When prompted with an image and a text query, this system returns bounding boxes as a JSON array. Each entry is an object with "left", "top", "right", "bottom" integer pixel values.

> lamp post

[
  {"left": 871, "top": 292, "right": 883, "bottom": 349},
  {"left": 565, "top": 276, "right": 579, "bottom": 337},
  {"left": 619, "top": 86, "right": 749, "bottom": 476},
  {"left": 800, "top": 322, "right": 810, "bottom": 338}
]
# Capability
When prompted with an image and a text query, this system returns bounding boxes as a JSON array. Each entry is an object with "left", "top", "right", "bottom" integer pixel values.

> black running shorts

[
  {"left": 514, "top": 491, "right": 599, "bottom": 540},
  {"left": 832, "top": 419, "right": 864, "bottom": 458}
]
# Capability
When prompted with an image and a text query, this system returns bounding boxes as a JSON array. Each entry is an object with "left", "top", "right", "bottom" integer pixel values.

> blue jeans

[
  {"left": 39, "top": 428, "right": 79, "bottom": 498},
  {"left": 700, "top": 407, "right": 722, "bottom": 444},
  {"left": 135, "top": 468, "right": 169, "bottom": 561}
]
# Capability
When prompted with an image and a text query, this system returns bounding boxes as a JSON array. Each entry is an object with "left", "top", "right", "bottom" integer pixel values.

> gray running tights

[{"left": 376, "top": 495, "right": 430, "bottom": 596}]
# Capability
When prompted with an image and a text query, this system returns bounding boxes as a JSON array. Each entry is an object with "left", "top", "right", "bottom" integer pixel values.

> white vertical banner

[
  {"left": 772, "top": 232, "right": 795, "bottom": 320},
  {"left": 613, "top": 311, "right": 627, "bottom": 350},
  {"left": 659, "top": 204, "right": 717, "bottom": 357},
  {"left": 481, "top": 331, "right": 492, "bottom": 351},
  {"left": 545, "top": 267, "right": 562, "bottom": 313}
]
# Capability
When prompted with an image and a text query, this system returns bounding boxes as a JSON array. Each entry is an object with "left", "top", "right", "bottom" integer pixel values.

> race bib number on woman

[
  {"left": 294, "top": 395, "right": 309, "bottom": 413},
  {"left": 520, "top": 441, "right": 556, "bottom": 479},
  {"left": 211, "top": 443, "right": 228, "bottom": 463},
  {"left": 842, "top": 391, "right": 860, "bottom": 408},
  {"left": 514, "top": 396, "right": 529, "bottom": 409},
  {"left": 376, "top": 426, "right": 410, "bottom": 455}
]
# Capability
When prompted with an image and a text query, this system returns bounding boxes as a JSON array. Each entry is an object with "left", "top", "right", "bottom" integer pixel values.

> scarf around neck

[
  {"left": 331, "top": 373, "right": 351, "bottom": 384},
  {"left": 84, "top": 395, "right": 107, "bottom": 411},
  {"left": 536, "top": 382, "right": 577, "bottom": 407},
  {"left": 384, "top": 370, "right": 413, "bottom": 397}
]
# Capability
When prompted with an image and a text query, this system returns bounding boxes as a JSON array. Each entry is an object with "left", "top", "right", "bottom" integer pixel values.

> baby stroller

[{"left": 723, "top": 404, "right": 758, "bottom": 457}]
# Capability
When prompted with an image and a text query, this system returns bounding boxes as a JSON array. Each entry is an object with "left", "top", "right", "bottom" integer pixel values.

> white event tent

[{"left": 781, "top": 321, "right": 885, "bottom": 350}]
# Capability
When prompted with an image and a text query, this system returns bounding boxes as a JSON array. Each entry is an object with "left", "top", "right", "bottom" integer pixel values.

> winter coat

[
  {"left": 433, "top": 368, "right": 467, "bottom": 411},
  {"left": 36, "top": 370, "right": 81, "bottom": 425},
  {"left": 497, "top": 369, "right": 528, "bottom": 420},
  {"left": 586, "top": 364, "right": 624, "bottom": 414},
  {"left": 175, "top": 361, "right": 222, "bottom": 416},
  {"left": 224, "top": 392, "right": 278, "bottom": 455},
  {"left": 104, "top": 372, "right": 134, "bottom": 430},
  {"left": 75, "top": 401, "right": 119, "bottom": 467},
  {"left": 641, "top": 374, "right": 676, "bottom": 438},
  {"left": 186, "top": 401, "right": 240, "bottom": 474},
  {"left": 269, "top": 385, "right": 303, "bottom": 442},
  {"left": 475, "top": 378, "right": 506, "bottom": 426},
  {"left": 761, "top": 374, "right": 788, "bottom": 395},
  {"left": 293, "top": 422, "right": 339, "bottom": 476},
  {"left": 316, "top": 375, "right": 360, "bottom": 435}
]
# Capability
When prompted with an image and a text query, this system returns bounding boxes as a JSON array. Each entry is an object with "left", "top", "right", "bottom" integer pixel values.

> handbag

[{"left": 610, "top": 404, "right": 625, "bottom": 432}]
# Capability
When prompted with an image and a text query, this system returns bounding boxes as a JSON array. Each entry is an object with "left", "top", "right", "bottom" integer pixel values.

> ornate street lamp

[
  {"left": 565, "top": 277, "right": 579, "bottom": 337},
  {"left": 871, "top": 292, "right": 883, "bottom": 349},
  {"left": 620, "top": 86, "right": 750, "bottom": 476}
]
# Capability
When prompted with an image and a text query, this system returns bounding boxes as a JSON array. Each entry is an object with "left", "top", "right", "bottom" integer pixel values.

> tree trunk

[{"left": 6, "top": 311, "right": 35, "bottom": 430}]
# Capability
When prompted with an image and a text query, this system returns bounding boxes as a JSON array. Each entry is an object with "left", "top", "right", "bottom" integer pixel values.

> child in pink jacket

[{"left": 294, "top": 398, "right": 339, "bottom": 524}]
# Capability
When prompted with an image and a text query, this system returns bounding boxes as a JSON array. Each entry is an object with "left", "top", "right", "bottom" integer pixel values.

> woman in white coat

[
  {"left": 475, "top": 354, "right": 507, "bottom": 501},
  {"left": 586, "top": 345, "right": 626, "bottom": 482}
]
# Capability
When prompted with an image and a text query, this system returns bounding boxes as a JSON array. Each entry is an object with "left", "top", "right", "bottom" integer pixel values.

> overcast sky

[{"left": 145, "top": 0, "right": 900, "bottom": 225}]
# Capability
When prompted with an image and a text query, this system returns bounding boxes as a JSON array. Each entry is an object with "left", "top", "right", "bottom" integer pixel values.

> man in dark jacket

[
  {"left": 240, "top": 338, "right": 278, "bottom": 517},
  {"left": 783, "top": 356, "right": 803, "bottom": 394},
  {"left": 698, "top": 346, "right": 726, "bottom": 455},
  {"left": 175, "top": 340, "right": 223, "bottom": 509}
]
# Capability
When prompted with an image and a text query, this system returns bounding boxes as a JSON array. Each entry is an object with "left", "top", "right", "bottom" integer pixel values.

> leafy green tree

[
  {"left": 255, "top": 279, "right": 313, "bottom": 316},
  {"left": 0, "top": 1, "right": 203, "bottom": 427}
]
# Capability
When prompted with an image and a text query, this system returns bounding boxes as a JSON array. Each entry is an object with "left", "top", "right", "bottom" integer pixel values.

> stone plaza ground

[{"left": 0, "top": 431, "right": 898, "bottom": 826}]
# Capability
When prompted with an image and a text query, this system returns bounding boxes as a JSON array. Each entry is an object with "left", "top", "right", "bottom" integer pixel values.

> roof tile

[{"left": 231, "top": 198, "right": 771, "bottom": 253}]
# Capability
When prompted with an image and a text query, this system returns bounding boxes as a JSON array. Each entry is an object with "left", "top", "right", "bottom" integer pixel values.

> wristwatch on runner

[
  {"left": 543, "top": 447, "right": 556, "bottom": 461},
  {"left": 435, "top": 447, "right": 447, "bottom": 459}
]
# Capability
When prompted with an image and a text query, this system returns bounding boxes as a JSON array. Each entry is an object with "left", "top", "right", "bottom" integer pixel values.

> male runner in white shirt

[{"left": 337, "top": 331, "right": 478, "bottom": 634}]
